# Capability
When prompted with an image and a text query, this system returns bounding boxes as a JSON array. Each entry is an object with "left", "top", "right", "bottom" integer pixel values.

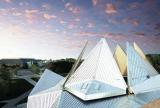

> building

[
  {"left": 0, "top": 58, "right": 44, "bottom": 67},
  {"left": 27, "top": 38, "right": 160, "bottom": 108}
]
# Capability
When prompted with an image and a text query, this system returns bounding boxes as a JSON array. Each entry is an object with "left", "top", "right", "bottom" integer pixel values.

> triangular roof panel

[
  {"left": 65, "top": 38, "right": 127, "bottom": 100},
  {"left": 133, "top": 42, "right": 147, "bottom": 60},
  {"left": 114, "top": 45, "right": 127, "bottom": 76},
  {"left": 29, "top": 69, "right": 63, "bottom": 96},
  {"left": 127, "top": 43, "right": 159, "bottom": 94},
  {"left": 133, "top": 42, "right": 158, "bottom": 76}
]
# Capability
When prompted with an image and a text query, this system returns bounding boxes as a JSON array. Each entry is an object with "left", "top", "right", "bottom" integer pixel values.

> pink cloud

[
  {"left": 132, "top": 20, "right": 139, "bottom": 26},
  {"left": 25, "top": 9, "right": 38, "bottom": 23},
  {"left": 0, "top": 9, "right": 8, "bottom": 15},
  {"left": 43, "top": 13, "right": 57, "bottom": 20},
  {"left": 59, "top": 20, "right": 67, "bottom": 24},
  {"left": 42, "top": 4, "right": 51, "bottom": 10},
  {"left": 92, "top": 0, "right": 98, "bottom": 6},
  {"left": 68, "top": 24, "right": 75, "bottom": 29},
  {"left": 60, "top": 37, "right": 84, "bottom": 50},
  {"left": 10, "top": 8, "right": 22, "bottom": 16},
  {"left": 10, "top": 25, "right": 22, "bottom": 32},
  {"left": 19, "top": 2, "right": 29, "bottom": 6},
  {"left": 105, "top": 3, "right": 117, "bottom": 14},
  {"left": 12, "top": 11, "right": 22, "bottom": 16},
  {"left": 75, "top": 18, "right": 80, "bottom": 22},
  {"left": 25, "top": 9, "right": 38, "bottom": 14},
  {"left": 122, "top": 18, "right": 140, "bottom": 26},
  {"left": 4, "top": 0, "right": 12, "bottom": 3},
  {"left": 65, "top": 2, "right": 81, "bottom": 14},
  {"left": 74, "top": 32, "right": 127, "bottom": 41},
  {"left": 87, "top": 22, "right": 95, "bottom": 28}
]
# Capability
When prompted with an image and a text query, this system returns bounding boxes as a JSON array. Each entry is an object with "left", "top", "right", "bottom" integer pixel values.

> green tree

[
  {"left": 31, "top": 64, "right": 40, "bottom": 74},
  {"left": 0, "top": 64, "right": 12, "bottom": 80}
]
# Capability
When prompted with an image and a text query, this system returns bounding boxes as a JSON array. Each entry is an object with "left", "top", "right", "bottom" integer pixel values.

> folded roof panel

[
  {"left": 127, "top": 43, "right": 159, "bottom": 94},
  {"left": 65, "top": 38, "right": 127, "bottom": 100},
  {"left": 29, "top": 69, "right": 63, "bottom": 96},
  {"left": 114, "top": 45, "right": 127, "bottom": 76}
]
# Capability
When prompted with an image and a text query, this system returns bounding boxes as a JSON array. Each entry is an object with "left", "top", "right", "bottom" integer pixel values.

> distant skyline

[{"left": 0, "top": 0, "right": 160, "bottom": 59}]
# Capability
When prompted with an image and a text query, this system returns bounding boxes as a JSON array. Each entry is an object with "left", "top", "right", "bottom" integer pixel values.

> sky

[{"left": 0, "top": 0, "right": 160, "bottom": 60}]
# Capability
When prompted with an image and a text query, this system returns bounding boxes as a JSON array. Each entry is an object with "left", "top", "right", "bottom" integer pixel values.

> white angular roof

[
  {"left": 27, "top": 38, "right": 160, "bottom": 108},
  {"left": 27, "top": 69, "right": 64, "bottom": 108},
  {"left": 114, "top": 45, "right": 127, "bottom": 76},
  {"left": 65, "top": 38, "right": 127, "bottom": 100},
  {"left": 133, "top": 42, "right": 147, "bottom": 60},
  {"left": 127, "top": 43, "right": 160, "bottom": 94},
  {"left": 29, "top": 69, "right": 63, "bottom": 96},
  {"left": 27, "top": 70, "right": 160, "bottom": 108},
  {"left": 133, "top": 42, "right": 158, "bottom": 76}
]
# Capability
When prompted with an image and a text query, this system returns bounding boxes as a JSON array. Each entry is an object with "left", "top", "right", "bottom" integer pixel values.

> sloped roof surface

[
  {"left": 29, "top": 69, "right": 63, "bottom": 96},
  {"left": 65, "top": 38, "right": 127, "bottom": 100},
  {"left": 127, "top": 43, "right": 159, "bottom": 94},
  {"left": 27, "top": 38, "right": 160, "bottom": 108},
  {"left": 114, "top": 45, "right": 127, "bottom": 76}
]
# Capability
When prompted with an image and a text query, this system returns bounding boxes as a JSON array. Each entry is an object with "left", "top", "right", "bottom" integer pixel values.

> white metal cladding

[
  {"left": 27, "top": 90, "right": 62, "bottom": 108},
  {"left": 132, "top": 75, "right": 160, "bottom": 94},
  {"left": 54, "top": 91, "right": 151, "bottom": 108},
  {"left": 66, "top": 39, "right": 101, "bottom": 84},
  {"left": 66, "top": 38, "right": 127, "bottom": 89},
  {"left": 127, "top": 43, "right": 158, "bottom": 88},
  {"left": 65, "top": 80, "right": 126, "bottom": 100},
  {"left": 65, "top": 38, "right": 127, "bottom": 100},
  {"left": 27, "top": 69, "right": 64, "bottom": 108},
  {"left": 133, "top": 42, "right": 158, "bottom": 76},
  {"left": 135, "top": 90, "right": 160, "bottom": 103},
  {"left": 27, "top": 39, "right": 160, "bottom": 108},
  {"left": 29, "top": 69, "right": 63, "bottom": 96}
]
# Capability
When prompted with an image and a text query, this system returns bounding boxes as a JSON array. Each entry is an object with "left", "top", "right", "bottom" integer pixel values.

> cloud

[
  {"left": 25, "top": 9, "right": 38, "bottom": 23},
  {"left": 25, "top": 9, "right": 38, "bottom": 14},
  {"left": 8, "top": 25, "right": 24, "bottom": 34},
  {"left": 122, "top": 18, "right": 140, "bottom": 26},
  {"left": 60, "top": 37, "right": 84, "bottom": 50},
  {"left": 68, "top": 24, "right": 75, "bottom": 29},
  {"left": 105, "top": 3, "right": 117, "bottom": 14},
  {"left": 108, "top": 18, "right": 118, "bottom": 24},
  {"left": 12, "top": 11, "right": 22, "bottom": 16},
  {"left": 75, "top": 18, "right": 80, "bottom": 22},
  {"left": 65, "top": 2, "right": 81, "bottom": 14},
  {"left": 59, "top": 20, "right": 67, "bottom": 24},
  {"left": 4, "top": 0, "right": 12, "bottom": 3},
  {"left": 10, "top": 8, "right": 22, "bottom": 16},
  {"left": 132, "top": 20, "right": 139, "bottom": 26},
  {"left": 43, "top": 13, "right": 57, "bottom": 20},
  {"left": 0, "top": 8, "right": 8, "bottom": 15},
  {"left": 87, "top": 22, "right": 95, "bottom": 28},
  {"left": 74, "top": 32, "right": 126, "bottom": 41},
  {"left": 42, "top": 4, "right": 51, "bottom": 10},
  {"left": 92, "top": 0, "right": 98, "bottom": 6},
  {"left": 128, "top": 2, "right": 140, "bottom": 9}
]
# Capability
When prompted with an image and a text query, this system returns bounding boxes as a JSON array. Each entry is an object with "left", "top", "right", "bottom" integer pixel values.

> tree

[
  {"left": 31, "top": 64, "right": 40, "bottom": 74},
  {"left": 0, "top": 64, "right": 12, "bottom": 80}
]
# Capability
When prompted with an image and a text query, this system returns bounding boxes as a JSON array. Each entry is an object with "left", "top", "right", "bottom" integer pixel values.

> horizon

[{"left": 0, "top": 0, "right": 160, "bottom": 59}]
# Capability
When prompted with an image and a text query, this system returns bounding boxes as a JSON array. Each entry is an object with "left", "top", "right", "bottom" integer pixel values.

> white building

[{"left": 27, "top": 38, "right": 160, "bottom": 108}]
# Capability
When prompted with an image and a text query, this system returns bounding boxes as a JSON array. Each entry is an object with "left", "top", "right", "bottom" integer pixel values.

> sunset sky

[{"left": 0, "top": 0, "right": 160, "bottom": 59}]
